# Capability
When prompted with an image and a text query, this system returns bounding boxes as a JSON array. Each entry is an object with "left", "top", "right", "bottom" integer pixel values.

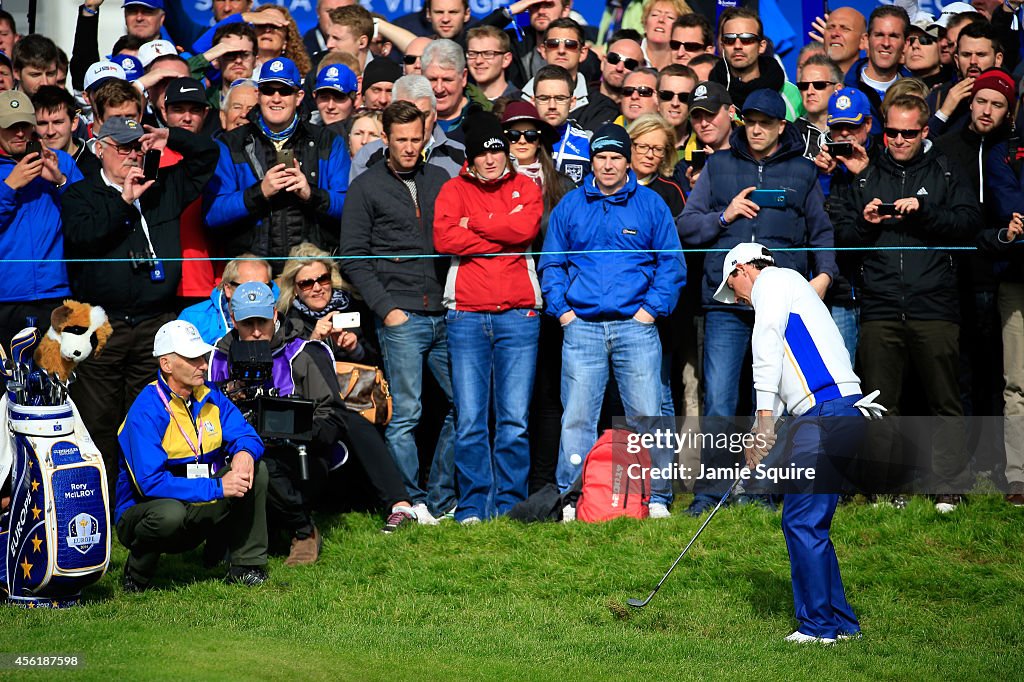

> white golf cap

[
  {"left": 153, "top": 320, "right": 214, "bottom": 359},
  {"left": 929, "top": 2, "right": 975, "bottom": 30},
  {"left": 713, "top": 242, "right": 775, "bottom": 304},
  {"left": 137, "top": 39, "right": 177, "bottom": 68},
  {"left": 84, "top": 60, "right": 127, "bottom": 91}
]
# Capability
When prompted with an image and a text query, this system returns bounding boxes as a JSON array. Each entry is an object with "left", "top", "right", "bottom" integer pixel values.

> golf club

[{"left": 626, "top": 475, "right": 744, "bottom": 609}]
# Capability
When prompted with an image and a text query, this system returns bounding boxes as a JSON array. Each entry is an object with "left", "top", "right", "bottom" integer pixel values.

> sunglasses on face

[
  {"left": 908, "top": 34, "right": 938, "bottom": 46},
  {"left": 884, "top": 127, "right": 922, "bottom": 139},
  {"left": 797, "top": 80, "right": 836, "bottom": 91},
  {"left": 623, "top": 85, "right": 655, "bottom": 97},
  {"left": 296, "top": 273, "right": 332, "bottom": 291},
  {"left": 259, "top": 84, "right": 296, "bottom": 97},
  {"left": 669, "top": 40, "right": 707, "bottom": 52},
  {"left": 221, "top": 50, "right": 255, "bottom": 63},
  {"left": 721, "top": 32, "right": 760, "bottom": 46},
  {"left": 543, "top": 38, "right": 581, "bottom": 50},
  {"left": 606, "top": 51, "right": 640, "bottom": 70},
  {"left": 658, "top": 89, "right": 690, "bottom": 103},
  {"left": 403, "top": 54, "right": 421, "bottom": 65},
  {"left": 505, "top": 129, "right": 542, "bottom": 143}
]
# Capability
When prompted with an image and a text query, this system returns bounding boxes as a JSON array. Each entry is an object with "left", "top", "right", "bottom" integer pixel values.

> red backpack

[{"left": 576, "top": 429, "right": 651, "bottom": 522}]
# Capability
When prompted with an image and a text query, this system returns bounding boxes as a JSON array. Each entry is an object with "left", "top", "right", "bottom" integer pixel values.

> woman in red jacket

[{"left": 434, "top": 112, "right": 544, "bottom": 524}]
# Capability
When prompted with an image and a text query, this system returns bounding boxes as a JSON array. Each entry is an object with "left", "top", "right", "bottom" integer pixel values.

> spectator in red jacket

[{"left": 433, "top": 111, "right": 543, "bottom": 524}]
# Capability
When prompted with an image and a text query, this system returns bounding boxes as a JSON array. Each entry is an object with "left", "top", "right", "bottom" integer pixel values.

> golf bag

[
  {"left": 576, "top": 429, "right": 651, "bottom": 522},
  {"left": 0, "top": 396, "right": 110, "bottom": 608}
]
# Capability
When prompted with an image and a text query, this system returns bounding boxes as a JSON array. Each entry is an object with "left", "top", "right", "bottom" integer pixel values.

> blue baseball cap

[
  {"left": 828, "top": 87, "right": 871, "bottom": 127},
  {"left": 741, "top": 88, "right": 786, "bottom": 121},
  {"left": 123, "top": 0, "right": 165, "bottom": 9},
  {"left": 258, "top": 57, "right": 301, "bottom": 89},
  {"left": 231, "top": 282, "right": 276, "bottom": 321},
  {"left": 113, "top": 53, "right": 144, "bottom": 82},
  {"left": 315, "top": 64, "right": 358, "bottom": 95}
]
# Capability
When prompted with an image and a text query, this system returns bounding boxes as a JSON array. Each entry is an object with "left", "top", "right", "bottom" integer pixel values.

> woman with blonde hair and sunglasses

[{"left": 277, "top": 243, "right": 427, "bottom": 533}]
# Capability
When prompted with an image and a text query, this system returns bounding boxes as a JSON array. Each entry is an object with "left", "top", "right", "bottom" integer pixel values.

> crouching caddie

[{"left": 715, "top": 242, "right": 885, "bottom": 644}]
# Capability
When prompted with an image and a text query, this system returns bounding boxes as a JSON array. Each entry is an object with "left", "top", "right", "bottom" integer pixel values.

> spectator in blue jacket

[
  {"left": 116, "top": 320, "right": 268, "bottom": 592},
  {"left": 679, "top": 88, "right": 837, "bottom": 516},
  {"left": 178, "top": 254, "right": 274, "bottom": 344},
  {"left": 204, "top": 57, "right": 349, "bottom": 269},
  {"left": 0, "top": 89, "right": 82, "bottom": 349},
  {"left": 538, "top": 123, "right": 685, "bottom": 506}
]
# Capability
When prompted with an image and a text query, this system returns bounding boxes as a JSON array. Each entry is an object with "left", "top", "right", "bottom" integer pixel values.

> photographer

[{"left": 208, "top": 282, "right": 346, "bottom": 566}]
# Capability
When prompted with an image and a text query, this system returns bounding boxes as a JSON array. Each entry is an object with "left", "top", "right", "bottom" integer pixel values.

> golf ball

[{"left": 570, "top": 453, "right": 582, "bottom": 466}]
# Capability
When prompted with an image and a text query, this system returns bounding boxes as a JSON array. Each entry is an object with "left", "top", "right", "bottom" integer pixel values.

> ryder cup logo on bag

[{"left": 66, "top": 513, "right": 101, "bottom": 554}]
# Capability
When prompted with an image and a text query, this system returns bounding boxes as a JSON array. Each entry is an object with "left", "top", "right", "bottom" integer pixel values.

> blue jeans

[
  {"left": 694, "top": 309, "right": 754, "bottom": 498},
  {"left": 830, "top": 305, "right": 860, "bottom": 367},
  {"left": 556, "top": 318, "right": 663, "bottom": 492},
  {"left": 446, "top": 309, "right": 540, "bottom": 521},
  {"left": 376, "top": 312, "right": 456, "bottom": 516}
]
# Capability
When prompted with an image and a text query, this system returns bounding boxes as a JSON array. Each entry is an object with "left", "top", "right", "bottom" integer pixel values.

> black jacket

[
  {"left": 709, "top": 54, "right": 786, "bottom": 110},
  {"left": 830, "top": 143, "right": 983, "bottom": 322},
  {"left": 339, "top": 158, "right": 451, "bottom": 320},
  {"left": 61, "top": 128, "right": 218, "bottom": 323}
]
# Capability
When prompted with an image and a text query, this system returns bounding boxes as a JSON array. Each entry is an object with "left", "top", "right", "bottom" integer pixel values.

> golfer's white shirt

[{"left": 749, "top": 267, "right": 861, "bottom": 417}]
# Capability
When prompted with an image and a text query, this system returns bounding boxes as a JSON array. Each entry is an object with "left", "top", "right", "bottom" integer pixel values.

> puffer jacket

[
  {"left": 829, "top": 142, "right": 982, "bottom": 322},
  {"left": 678, "top": 125, "right": 838, "bottom": 310}
]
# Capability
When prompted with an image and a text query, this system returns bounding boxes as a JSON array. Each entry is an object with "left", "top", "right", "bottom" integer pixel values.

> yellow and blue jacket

[{"left": 115, "top": 374, "right": 264, "bottom": 522}]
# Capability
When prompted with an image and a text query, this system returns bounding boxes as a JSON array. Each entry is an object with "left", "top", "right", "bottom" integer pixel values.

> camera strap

[{"left": 157, "top": 384, "right": 204, "bottom": 462}]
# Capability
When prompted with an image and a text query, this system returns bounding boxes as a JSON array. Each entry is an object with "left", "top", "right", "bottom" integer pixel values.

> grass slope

[{"left": 1, "top": 495, "right": 1022, "bottom": 681}]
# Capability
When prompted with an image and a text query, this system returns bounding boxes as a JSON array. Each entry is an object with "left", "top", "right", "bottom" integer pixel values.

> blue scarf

[{"left": 258, "top": 113, "right": 298, "bottom": 143}]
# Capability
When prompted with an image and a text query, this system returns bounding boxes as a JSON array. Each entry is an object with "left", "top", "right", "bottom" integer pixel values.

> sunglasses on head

[
  {"left": 296, "top": 273, "right": 332, "bottom": 291},
  {"left": 505, "top": 129, "right": 542, "bottom": 143},
  {"left": 543, "top": 38, "right": 581, "bottom": 50},
  {"left": 606, "top": 51, "right": 640, "bottom": 70},
  {"left": 259, "top": 84, "right": 296, "bottom": 96},
  {"left": 658, "top": 89, "right": 690, "bottom": 103},
  {"left": 623, "top": 85, "right": 655, "bottom": 97},
  {"left": 402, "top": 54, "right": 421, "bottom": 64},
  {"left": 721, "top": 32, "right": 760, "bottom": 46},
  {"left": 797, "top": 80, "right": 836, "bottom": 91},
  {"left": 884, "top": 127, "right": 922, "bottom": 139},
  {"left": 669, "top": 39, "right": 707, "bottom": 52}
]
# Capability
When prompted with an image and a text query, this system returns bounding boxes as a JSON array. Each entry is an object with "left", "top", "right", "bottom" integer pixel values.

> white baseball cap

[
  {"left": 929, "top": 2, "right": 976, "bottom": 30},
  {"left": 713, "top": 242, "right": 775, "bottom": 304},
  {"left": 138, "top": 39, "right": 177, "bottom": 68},
  {"left": 84, "top": 60, "right": 127, "bottom": 91},
  {"left": 153, "top": 320, "right": 214, "bottom": 358}
]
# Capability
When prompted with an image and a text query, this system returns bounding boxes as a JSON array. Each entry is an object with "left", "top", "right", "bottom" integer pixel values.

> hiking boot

[
  {"left": 411, "top": 503, "right": 439, "bottom": 526},
  {"left": 685, "top": 495, "right": 719, "bottom": 517},
  {"left": 648, "top": 502, "right": 671, "bottom": 519},
  {"left": 284, "top": 526, "right": 321, "bottom": 566},
  {"left": 122, "top": 559, "right": 150, "bottom": 594},
  {"left": 935, "top": 494, "right": 961, "bottom": 514},
  {"left": 226, "top": 565, "right": 268, "bottom": 586},
  {"left": 561, "top": 504, "right": 576, "bottom": 523},
  {"left": 784, "top": 630, "right": 836, "bottom": 646},
  {"left": 382, "top": 506, "right": 416, "bottom": 534}
]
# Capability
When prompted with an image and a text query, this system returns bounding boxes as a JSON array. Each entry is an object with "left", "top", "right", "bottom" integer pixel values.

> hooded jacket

[
  {"left": 709, "top": 54, "right": 802, "bottom": 120},
  {"left": 434, "top": 163, "right": 544, "bottom": 311},
  {"left": 829, "top": 142, "right": 982, "bottom": 322},
  {"left": 679, "top": 125, "right": 837, "bottom": 310},
  {"left": 538, "top": 170, "right": 685, "bottom": 320}
]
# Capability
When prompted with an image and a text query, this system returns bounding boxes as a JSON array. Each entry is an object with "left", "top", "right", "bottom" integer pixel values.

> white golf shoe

[{"left": 784, "top": 630, "right": 836, "bottom": 646}]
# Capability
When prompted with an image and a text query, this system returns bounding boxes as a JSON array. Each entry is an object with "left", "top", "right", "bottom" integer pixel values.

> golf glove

[{"left": 853, "top": 390, "right": 887, "bottom": 420}]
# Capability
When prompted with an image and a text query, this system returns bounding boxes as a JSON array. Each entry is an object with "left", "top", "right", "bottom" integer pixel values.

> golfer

[{"left": 715, "top": 242, "right": 883, "bottom": 645}]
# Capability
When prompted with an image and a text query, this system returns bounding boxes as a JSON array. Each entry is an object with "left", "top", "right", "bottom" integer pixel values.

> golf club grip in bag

[{"left": 0, "top": 396, "right": 110, "bottom": 608}]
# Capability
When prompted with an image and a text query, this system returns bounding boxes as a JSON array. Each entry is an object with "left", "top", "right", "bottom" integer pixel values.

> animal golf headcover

[{"left": 33, "top": 301, "right": 113, "bottom": 381}]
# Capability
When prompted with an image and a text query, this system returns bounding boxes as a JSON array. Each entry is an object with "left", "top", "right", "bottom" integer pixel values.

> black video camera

[{"left": 222, "top": 340, "right": 315, "bottom": 442}]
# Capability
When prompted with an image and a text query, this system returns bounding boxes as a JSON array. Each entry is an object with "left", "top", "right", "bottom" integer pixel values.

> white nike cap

[{"left": 713, "top": 242, "right": 775, "bottom": 304}]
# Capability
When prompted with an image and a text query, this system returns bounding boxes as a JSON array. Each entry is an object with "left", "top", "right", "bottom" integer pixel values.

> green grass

[{"left": 2, "top": 495, "right": 1023, "bottom": 681}]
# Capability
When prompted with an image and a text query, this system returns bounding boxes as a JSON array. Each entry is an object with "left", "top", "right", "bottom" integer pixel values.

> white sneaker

[
  {"left": 649, "top": 502, "right": 671, "bottom": 519},
  {"left": 784, "top": 630, "right": 836, "bottom": 646},
  {"left": 561, "top": 504, "right": 576, "bottom": 523},
  {"left": 460, "top": 516, "right": 481, "bottom": 525},
  {"left": 411, "top": 503, "right": 439, "bottom": 526}
]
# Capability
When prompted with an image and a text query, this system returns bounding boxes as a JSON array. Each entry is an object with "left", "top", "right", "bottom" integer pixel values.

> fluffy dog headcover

[{"left": 33, "top": 301, "right": 113, "bottom": 381}]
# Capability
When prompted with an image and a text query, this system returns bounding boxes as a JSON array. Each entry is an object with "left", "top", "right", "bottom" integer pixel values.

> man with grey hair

[
  {"left": 422, "top": 38, "right": 476, "bottom": 141},
  {"left": 350, "top": 74, "right": 467, "bottom": 180},
  {"left": 219, "top": 79, "right": 258, "bottom": 133},
  {"left": 179, "top": 254, "right": 274, "bottom": 344}
]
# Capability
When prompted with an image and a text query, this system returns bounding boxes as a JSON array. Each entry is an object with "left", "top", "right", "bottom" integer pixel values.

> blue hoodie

[
  {"left": 0, "top": 149, "right": 83, "bottom": 303},
  {"left": 538, "top": 170, "right": 685, "bottom": 320}
]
